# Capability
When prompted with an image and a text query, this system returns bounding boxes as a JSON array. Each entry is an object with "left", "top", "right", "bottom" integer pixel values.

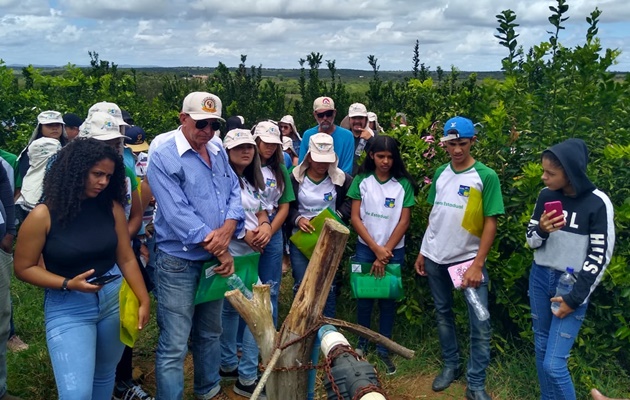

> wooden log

[{"left": 267, "top": 219, "right": 350, "bottom": 400}]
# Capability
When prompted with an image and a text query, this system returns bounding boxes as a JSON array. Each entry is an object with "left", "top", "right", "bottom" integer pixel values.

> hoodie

[{"left": 526, "top": 138, "right": 615, "bottom": 309}]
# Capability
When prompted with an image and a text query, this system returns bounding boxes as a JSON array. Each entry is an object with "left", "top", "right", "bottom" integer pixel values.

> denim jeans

[
  {"left": 424, "top": 256, "right": 491, "bottom": 391},
  {"left": 257, "top": 223, "right": 282, "bottom": 326},
  {"left": 155, "top": 250, "right": 223, "bottom": 400},
  {"left": 45, "top": 266, "right": 124, "bottom": 400},
  {"left": 0, "top": 249, "right": 12, "bottom": 398},
  {"left": 352, "top": 242, "right": 405, "bottom": 356},
  {"left": 529, "top": 262, "right": 587, "bottom": 400},
  {"left": 290, "top": 242, "right": 336, "bottom": 318},
  {"left": 220, "top": 300, "right": 259, "bottom": 382}
]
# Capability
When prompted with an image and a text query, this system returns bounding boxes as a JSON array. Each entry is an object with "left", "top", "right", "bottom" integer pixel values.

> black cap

[
  {"left": 62, "top": 113, "right": 84, "bottom": 127},
  {"left": 121, "top": 110, "right": 134, "bottom": 125}
]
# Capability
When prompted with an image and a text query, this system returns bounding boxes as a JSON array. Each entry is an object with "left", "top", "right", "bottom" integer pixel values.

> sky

[{"left": 1, "top": 0, "right": 629, "bottom": 72}]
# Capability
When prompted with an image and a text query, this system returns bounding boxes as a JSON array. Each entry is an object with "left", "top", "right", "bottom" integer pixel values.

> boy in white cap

[
  {"left": 347, "top": 103, "right": 375, "bottom": 175},
  {"left": 298, "top": 97, "right": 355, "bottom": 175}
]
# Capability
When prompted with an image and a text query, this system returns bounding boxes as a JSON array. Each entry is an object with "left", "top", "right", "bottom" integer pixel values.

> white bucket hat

[
  {"left": 292, "top": 133, "right": 345, "bottom": 185},
  {"left": 279, "top": 115, "right": 302, "bottom": 140},
  {"left": 88, "top": 101, "right": 129, "bottom": 127},
  {"left": 79, "top": 112, "right": 126, "bottom": 141},
  {"left": 253, "top": 120, "right": 282, "bottom": 145}
]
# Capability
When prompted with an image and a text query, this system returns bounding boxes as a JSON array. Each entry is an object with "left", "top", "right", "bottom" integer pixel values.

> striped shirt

[{"left": 147, "top": 129, "right": 244, "bottom": 261}]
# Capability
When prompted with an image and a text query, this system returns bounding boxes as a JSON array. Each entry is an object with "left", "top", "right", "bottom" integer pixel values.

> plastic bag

[
  {"left": 461, "top": 187, "right": 484, "bottom": 238},
  {"left": 348, "top": 261, "right": 404, "bottom": 300},
  {"left": 119, "top": 278, "right": 140, "bottom": 348},
  {"left": 194, "top": 252, "right": 260, "bottom": 304}
]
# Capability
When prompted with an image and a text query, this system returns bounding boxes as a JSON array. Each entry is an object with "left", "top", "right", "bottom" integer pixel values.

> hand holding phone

[
  {"left": 544, "top": 201, "right": 565, "bottom": 231},
  {"left": 88, "top": 274, "right": 121, "bottom": 286}
]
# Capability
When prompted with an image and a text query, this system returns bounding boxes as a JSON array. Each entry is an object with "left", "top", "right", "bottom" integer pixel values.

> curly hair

[{"left": 43, "top": 138, "right": 127, "bottom": 226}]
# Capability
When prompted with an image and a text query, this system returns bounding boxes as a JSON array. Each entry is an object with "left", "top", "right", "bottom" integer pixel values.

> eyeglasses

[
  {"left": 195, "top": 119, "right": 221, "bottom": 131},
  {"left": 316, "top": 110, "right": 334, "bottom": 119}
]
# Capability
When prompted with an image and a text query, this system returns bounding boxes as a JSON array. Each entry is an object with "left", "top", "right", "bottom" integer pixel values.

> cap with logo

[
  {"left": 441, "top": 116, "right": 475, "bottom": 142},
  {"left": 313, "top": 96, "right": 335, "bottom": 112},
  {"left": 37, "top": 111, "right": 65, "bottom": 125},
  {"left": 79, "top": 112, "right": 126, "bottom": 141},
  {"left": 88, "top": 102, "right": 129, "bottom": 127},
  {"left": 124, "top": 126, "right": 149, "bottom": 152},
  {"left": 253, "top": 120, "right": 282, "bottom": 145},
  {"left": 348, "top": 103, "right": 368, "bottom": 118},
  {"left": 307, "top": 133, "right": 336, "bottom": 163},
  {"left": 182, "top": 92, "right": 225, "bottom": 122},
  {"left": 223, "top": 129, "right": 256, "bottom": 150}
]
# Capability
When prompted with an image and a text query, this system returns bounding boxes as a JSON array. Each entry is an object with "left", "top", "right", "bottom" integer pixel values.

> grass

[{"left": 7, "top": 270, "right": 630, "bottom": 399}]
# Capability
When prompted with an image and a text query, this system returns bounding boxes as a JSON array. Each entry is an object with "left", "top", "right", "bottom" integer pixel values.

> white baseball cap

[
  {"left": 78, "top": 112, "right": 126, "bottom": 141},
  {"left": 223, "top": 129, "right": 256, "bottom": 150},
  {"left": 253, "top": 120, "right": 282, "bottom": 145},
  {"left": 348, "top": 103, "right": 368, "bottom": 118},
  {"left": 182, "top": 92, "right": 225, "bottom": 122},
  {"left": 88, "top": 102, "right": 129, "bottom": 126},
  {"left": 37, "top": 110, "right": 65, "bottom": 125},
  {"left": 313, "top": 96, "right": 335, "bottom": 112}
]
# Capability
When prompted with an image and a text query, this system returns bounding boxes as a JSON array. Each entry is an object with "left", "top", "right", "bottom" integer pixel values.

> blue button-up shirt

[{"left": 147, "top": 129, "right": 244, "bottom": 261}]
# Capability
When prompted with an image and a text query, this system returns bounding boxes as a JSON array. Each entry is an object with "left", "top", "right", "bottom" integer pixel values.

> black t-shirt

[{"left": 43, "top": 197, "right": 118, "bottom": 278}]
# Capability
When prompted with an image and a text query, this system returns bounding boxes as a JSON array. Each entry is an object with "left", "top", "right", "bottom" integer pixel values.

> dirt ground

[{"left": 134, "top": 354, "right": 470, "bottom": 399}]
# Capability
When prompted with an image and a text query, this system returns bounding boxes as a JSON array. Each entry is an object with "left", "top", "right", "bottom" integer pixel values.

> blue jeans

[
  {"left": 220, "top": 301, "right": 259, "bottom": 382},
  {"left": 257, "top": 224, "right": 282, "bottom": 326},
  {"left": 155, "top": 250, "right": 223, "bottom": 400},
  {"left": 290, "top": 242, "right": 336, "bottom": 318},
  {"left": 352, "top": 242, "right": 404, "bottom": 356},
  {"left": 0, "top": 250, "right": 12, "bottom": 398},
  {"left": 529, "top": 262, "right": 587, "bottom": 400},
  {"left": 45, "top": 266, "right": 124, "bottom": 400},
  {"left": 424, "top": 257, "right": 491, "bottom": 391}
]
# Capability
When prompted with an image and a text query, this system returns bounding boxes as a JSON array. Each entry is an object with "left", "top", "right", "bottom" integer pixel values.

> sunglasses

[
  {"left": 316, "top": 110, "right": 334, "bottom": 119},
  {"left": 195, "top": 119, "right": 221, "bottom": 131},
  {"left": 280, "top": 125, "right": 291, "bottom": 130}
]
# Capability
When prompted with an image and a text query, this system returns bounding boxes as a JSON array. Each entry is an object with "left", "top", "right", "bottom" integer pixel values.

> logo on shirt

[
  {"left": 384, "top": 198, "right": 396, "bottom": 208},
  {"left": 266, "top": 178, "right": 277, "bottom": 188},
  {"left": 458, "top": 185, "right": 470, "bottom": 197},
  {"left": 323, "top": 192, "right": 333, "bottom": 201}
]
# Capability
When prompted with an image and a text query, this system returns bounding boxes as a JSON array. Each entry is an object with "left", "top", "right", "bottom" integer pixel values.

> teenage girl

[
  {"left": 527, "top": 138, "right": 614, "bottom": 400},
  {"left": 219, "top": 128, "right": 271, "bottom": 397},
  {"left": 347, "top": 135, "right": 416, "bottom": 375},
  {"left": 252, "top": 120, "right": 295, "bottom": 325},
  {"left": 288, "top": 133, "right": 352, "bottom": 317}
]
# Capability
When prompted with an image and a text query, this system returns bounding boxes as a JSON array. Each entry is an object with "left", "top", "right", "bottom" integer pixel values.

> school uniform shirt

[
  {"left": 347, "top": 173, "right": 415, "bottom": 249},
  {"left": 292, "top": 175, "right": 337, "bottom": 233},
  {"left": 421, "top": 161, "right": 504, "bottom": 265},
  {"left": 260, "top": 164, "right": 295, "bottom": 215},
  {"left": 229, "top": 177, "right": 265, "bottom": 256}
]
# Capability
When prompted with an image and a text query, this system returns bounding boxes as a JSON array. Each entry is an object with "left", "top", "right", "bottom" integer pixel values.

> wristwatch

[{"left": 61, "top": 278, "right": 71, "bottom": 292}]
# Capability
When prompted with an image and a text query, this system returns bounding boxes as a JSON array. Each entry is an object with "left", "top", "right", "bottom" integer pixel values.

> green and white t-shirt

[
  {"left": 421, "top": 161, "right": 504, "bottom": 264},
  {"left": 260, "top": 164, "right": 295, "bottom": 214},
  {"left": 230, "top": 177, "right": 265, "bottom": 256},
  {"left": 294, "top": 175, "right": 337, "bottom": 233},
  {"left": 347, "top": 173, "right": 415, "bottom": 249}
]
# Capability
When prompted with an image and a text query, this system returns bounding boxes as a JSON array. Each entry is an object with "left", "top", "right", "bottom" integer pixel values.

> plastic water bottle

[
  {"left": 227, "top": 274, "right": 253, "bottom": 300},
  {"left": 551, "top": 267, "right": 576, "bottom": 313},
  {"left": 355, "top": 138, "right": 367, "bottom": 156},
  {"left": 464, "top": 288, "right": 490, "bottom": 321}
]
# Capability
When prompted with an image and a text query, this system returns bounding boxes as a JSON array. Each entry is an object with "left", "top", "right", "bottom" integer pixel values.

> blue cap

[
  {"left": 124, "top": 126, "right": 149, "bottom": 152},
  {"left": 441, "top": 116, "right": 475, "bottom": 142}
]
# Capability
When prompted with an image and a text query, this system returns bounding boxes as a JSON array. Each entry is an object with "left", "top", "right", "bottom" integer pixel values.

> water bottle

[
  {"left": 227, "top": 274, "right": 253, "bottom": 300},
  {"left": 551, "top": 267, "right": 576, "bottom": 313},
  {"left": 355, "top": 138, "right": 367, "bottom": 156},
  {"left": 464, "top": 288, "right": 490, "bottom": 321}
]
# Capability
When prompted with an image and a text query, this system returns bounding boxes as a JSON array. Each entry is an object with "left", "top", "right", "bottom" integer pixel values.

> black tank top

[{"left": 43, "top": 197, "right": 118, "bottom": 279}]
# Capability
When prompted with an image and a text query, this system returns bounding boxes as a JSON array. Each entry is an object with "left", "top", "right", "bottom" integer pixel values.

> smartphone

[
  {"left": 544, "top": 201, "right": 564, "bottom": 217},
  {"left": 88, "top": 274, "right": 121, "bottom": 286}
]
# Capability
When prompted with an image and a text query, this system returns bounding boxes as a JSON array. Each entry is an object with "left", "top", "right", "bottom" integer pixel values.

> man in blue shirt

[
  {"left": 147, "top": 91, "right": 245, "bottom": 400},
  {"left": 298, "top": 96, "right": 355, "bottom": 174}
]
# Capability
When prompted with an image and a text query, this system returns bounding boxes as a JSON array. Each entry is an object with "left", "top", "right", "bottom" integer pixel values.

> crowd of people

[{"left": 0, "top": 91, "right": 616, "bottom": 400}]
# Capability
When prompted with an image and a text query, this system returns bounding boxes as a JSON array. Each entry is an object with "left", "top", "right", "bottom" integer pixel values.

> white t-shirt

[
  {"left": 294, "top": 175, "right": 337, "bottom": 233},
  {"left": 347, "top": 173, "right": 415, "bottom": 249},
  {"left": 229, "top": 177, "right": 264, "bottom": 256}
]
